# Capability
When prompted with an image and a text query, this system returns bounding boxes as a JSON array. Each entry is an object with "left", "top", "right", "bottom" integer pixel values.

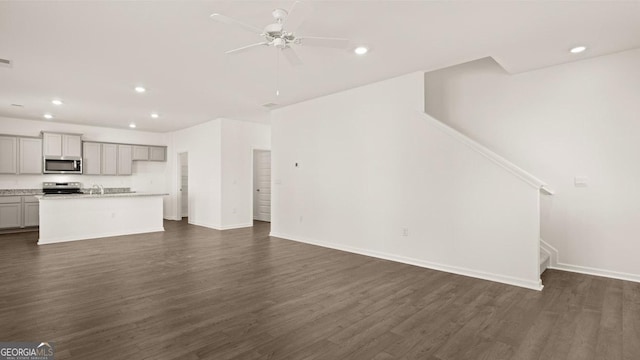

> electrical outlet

[
  {"left": 299, "top": 216, "right": 303, "bottom": 223},
  {"left": 402, "top": 228, "right": 409, "bottom": 237}
]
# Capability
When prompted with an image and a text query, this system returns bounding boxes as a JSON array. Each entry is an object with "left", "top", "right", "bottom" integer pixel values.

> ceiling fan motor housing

[
  {"left": 264, "top": 23, "right": 284, "bottom": 38},
  {"left": 272, "top": 8, "right": 288, "bottom": 22}
]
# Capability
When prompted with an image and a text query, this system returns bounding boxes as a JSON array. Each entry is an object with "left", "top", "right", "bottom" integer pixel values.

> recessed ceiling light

[
  {"left": 354, "top": 46, "right": 368, "bottom": 55},
  {"left": 570, "top": 46, "right": 587, "bottom": 54},
  {"left": 129, "top": 123, "right": 136, "bottom": 128},
  {"left": 43, "top": 113, "right": 54, "bottom": 119},
  {"left": 51, "top": 99, "right": 63, "bottom": 105},
  {"left": 134, "top": 86, "right": 146, "bottom": 93},
  {"left": 150, "top": 113, "right": 159, "bottom": 119}
]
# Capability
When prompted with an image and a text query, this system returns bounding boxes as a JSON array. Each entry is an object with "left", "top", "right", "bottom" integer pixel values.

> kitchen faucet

[{"left": 89, "top": 184, "right": 104, "bottom": 195}]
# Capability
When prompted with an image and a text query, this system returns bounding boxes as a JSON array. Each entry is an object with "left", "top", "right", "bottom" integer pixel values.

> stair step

[{"left": 540, "top": 250, "right": 550, "bottom": 275}]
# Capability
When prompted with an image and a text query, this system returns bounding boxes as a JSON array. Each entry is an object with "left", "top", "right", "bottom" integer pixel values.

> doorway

[
  {"left": 253, "top": 150, "right": 271, "bottom": 222},
  {"left": 179, "top": 152, "right": 188, "bottom": 219}
]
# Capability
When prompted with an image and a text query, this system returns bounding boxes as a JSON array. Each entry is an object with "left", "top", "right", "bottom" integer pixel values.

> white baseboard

[
  {"left": 550, "top": 263, "right": 640, "bottom": 284},
  {"left": 270, "top": 232, "right": 543, "bottom": 291},
  {"left": 188, "top": 219, "right": 221, "bottom": 230},
  {"left": 188, "top": 220, "right": 252, "bottom": 231},
  {"left": 540, "top": 239, "right": 640, "bottom": 284},
  {"left": 38, "top": 227, "right": 165, "bottom": 245},
  {"left": 218, "top": 223, "right": 253, "bottom": 230}
]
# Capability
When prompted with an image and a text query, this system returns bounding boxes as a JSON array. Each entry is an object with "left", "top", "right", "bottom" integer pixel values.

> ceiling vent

[
  {"left": 0, "top": 58, "right": 12, "bottom": 68},
  {"left": 262, "top": 102, "right": 279, "bottom": 108}
]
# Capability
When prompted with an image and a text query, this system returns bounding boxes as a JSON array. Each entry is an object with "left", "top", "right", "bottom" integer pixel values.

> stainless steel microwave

[{"left": 43, "top": 157, "right": 83, "bottom": 174}]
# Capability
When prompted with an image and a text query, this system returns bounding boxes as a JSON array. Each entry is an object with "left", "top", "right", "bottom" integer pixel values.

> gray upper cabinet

[
  {"left": 1, "top": 136, "right": 42, "bottom": 174},
  {"left": 63, "top": 134, "right": 82, "bottom": 157},
  {"left": 0, "top": 136, "right": 18, "bottom": 174},
  {"left": 101, "top": 143, "right": 118, "bottom": 175},
  {"left": 42, "top": 132, "right": 82, "bottom": 157},
  {"left": 117, "top": 145, "right": 132, "bottom": 175},
  {"left": 83, "top": 141, "right": 164, "bottom": 175},
  {"left": 134, "top": 145, "right": 165, "bottom": 161},
  {"left": 132, "top": 146, "right": 149, "bottom": 160},
  {"left": 83, "top": 142, "right": 101, "bottom": 175},
  {"left": 42, "top": 133, "right": 62, "bottom": 157},
  {"left": 149, "top": 146, "right": 166, "bottom": 161},
  {"left": 86, "top": 142, "right": 132, "bottom": 176},
  {"left": 19, "top": 138, "right": 42, "bottom": 174}
]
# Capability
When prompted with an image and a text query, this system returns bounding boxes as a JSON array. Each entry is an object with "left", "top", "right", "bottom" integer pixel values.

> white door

[
  {"left": 253, "top": 150, "right": 271, "bottom": 222},
  {"left": 180, "top": 153, "right": 188, "bottom": 218}
]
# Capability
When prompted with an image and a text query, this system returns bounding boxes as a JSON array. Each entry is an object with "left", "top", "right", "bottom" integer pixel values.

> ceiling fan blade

[
  {"left": 225, "top": 42, "right": 269, "bottom": 55},
  {"left": 282, "top": 47, "right": 303, "bottom": 66},
  {"left": 210, "top": 13, "right": 263, "bottom": 35},
  {"left": 284, "top": 1, "right": 313, "bottom": 33},
  {"left": 297, "top": 36, "right": 350, "bottom": 49}
]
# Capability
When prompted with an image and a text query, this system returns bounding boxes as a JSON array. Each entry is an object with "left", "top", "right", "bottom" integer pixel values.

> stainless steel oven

[
  {"left": 43, "top": 157, "right": 83, "bottom": 174},
  {"left": 42, "top": 182, "right": 83, "bottom": 195}
]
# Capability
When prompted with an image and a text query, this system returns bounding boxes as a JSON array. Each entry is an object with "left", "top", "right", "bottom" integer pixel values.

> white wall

[
  {"left": 168, "top": 119, "right": 222, "bottom": 227},
  {"left": 0, "top": 116, "right": 168, "bottom": 192},
  {"left": 220, "top": 118, "right": 270, "bottom": 229},
  {"left": 424, "top": 49, "right": 640, "bottom": 281},
  {"left": 271, "top": 72, "right": 543, "bottom": 289},
  {"left": 166, "top": 118, "right": 270, "bottom": 229}
]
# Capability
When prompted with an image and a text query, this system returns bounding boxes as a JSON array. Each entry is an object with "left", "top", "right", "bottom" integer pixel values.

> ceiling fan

[{"left": 210, "top": 1, "right": 350, "bottom": 67}]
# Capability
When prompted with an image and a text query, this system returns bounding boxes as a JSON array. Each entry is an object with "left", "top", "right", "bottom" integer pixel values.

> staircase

[{"left": 540, "top": 250, "right": 550, "bottom": 275}]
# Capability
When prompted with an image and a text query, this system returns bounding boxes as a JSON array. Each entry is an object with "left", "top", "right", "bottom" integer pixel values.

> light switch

[{"left": 574, "top": 176, "right": 589, "bottom": 187}]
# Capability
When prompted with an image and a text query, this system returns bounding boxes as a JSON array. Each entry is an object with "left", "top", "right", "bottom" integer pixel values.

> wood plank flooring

[{"left": 0, "top": 219, "right": 639, "bottom": 359}]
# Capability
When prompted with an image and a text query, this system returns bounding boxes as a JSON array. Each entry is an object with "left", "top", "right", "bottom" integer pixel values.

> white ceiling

[{"left": 1, "top": 1, "right": 639, "bottom": 133}]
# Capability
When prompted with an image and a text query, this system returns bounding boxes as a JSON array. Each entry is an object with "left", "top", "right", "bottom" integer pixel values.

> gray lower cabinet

[
  {"left": 0, "top": 204, "right": 21, "bottom": 229},
  {"left": 0, "top": 196, "right": 40, "bottom": 230},
  {"left": 0, "top": 197, "right": 23, "bottom": 229},
  {"left": 23, "top": 197, "right": 39, "bottom": 227}
]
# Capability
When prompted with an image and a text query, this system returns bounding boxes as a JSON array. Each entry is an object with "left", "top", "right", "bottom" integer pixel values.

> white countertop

[{"left": 36, "top": 192, "right": 168, "bottom": 200}]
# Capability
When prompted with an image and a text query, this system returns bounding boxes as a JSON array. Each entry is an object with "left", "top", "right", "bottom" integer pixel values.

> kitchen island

[{"left": 36, "top": 192, "right": 167, "bottom": 245}]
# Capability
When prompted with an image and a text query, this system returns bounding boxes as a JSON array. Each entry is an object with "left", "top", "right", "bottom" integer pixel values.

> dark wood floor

[{"left": 0, "top": 219, "right": 638, "bottom": 359}]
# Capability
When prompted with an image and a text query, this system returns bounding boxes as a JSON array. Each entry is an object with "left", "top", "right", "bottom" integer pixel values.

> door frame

[
  {"left": 175, "top": 151, "right": 189, "bottom": 221},
  {"left": 251, "top": 147, "right": 271, "bottom": 223}
]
